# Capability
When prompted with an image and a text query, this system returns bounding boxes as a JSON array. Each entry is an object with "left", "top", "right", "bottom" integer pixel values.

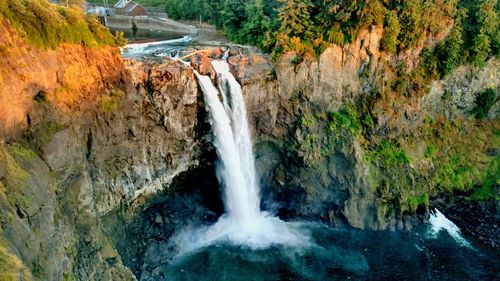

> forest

[{"left": 165, "top": 0, "right": 499, "bottom": 70}]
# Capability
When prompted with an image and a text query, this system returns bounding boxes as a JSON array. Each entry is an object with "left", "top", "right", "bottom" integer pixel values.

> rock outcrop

[
  {"left": 0, "top": 19, "right": 208, "bottom": 280},
  {"left": 226, "top": 26, "right": 499, "bottom": 231},
  {"left": 0, "top": 18, "right": 498, "bottom": 280}
]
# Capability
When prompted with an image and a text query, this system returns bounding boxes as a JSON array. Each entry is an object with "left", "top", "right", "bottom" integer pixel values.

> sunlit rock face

[{"left": 0, "top": 19, "right": 208, "bottom": 279}]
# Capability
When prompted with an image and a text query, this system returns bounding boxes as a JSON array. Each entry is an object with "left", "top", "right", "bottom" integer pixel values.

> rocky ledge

[{"left": 433, "top": 196, "right": 500, "bottom": 251}]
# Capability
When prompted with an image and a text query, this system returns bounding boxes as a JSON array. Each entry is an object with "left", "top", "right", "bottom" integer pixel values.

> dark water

[
  {"left": 150, "top": 223, "right": 499, "bottom": 281},
  {"left": 109, "top": 28, "right": 184, "bottom": 43}
]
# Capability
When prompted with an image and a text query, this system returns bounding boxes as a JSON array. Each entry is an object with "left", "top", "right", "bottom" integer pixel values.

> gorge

[{"left": 0, "top": 1, "right": 499, "bottom": 280}]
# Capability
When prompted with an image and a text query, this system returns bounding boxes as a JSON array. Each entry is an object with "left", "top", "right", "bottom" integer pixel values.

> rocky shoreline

[{"left": 432, "top": 196, "right": 500, "bottom": 251}]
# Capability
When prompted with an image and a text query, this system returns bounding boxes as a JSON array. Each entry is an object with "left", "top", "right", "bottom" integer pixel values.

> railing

[{"left": 85, "top": 3, "right": 115, "bottom": 16}]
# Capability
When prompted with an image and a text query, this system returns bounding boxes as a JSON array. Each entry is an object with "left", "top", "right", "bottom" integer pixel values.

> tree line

[{"left": 165, "top": 0, "right": 498, "bottom": 66}]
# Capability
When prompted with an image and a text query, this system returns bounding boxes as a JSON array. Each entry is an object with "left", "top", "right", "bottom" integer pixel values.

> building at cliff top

[{"left": 114, "top": 0, "right": 147, "bottom": 17}]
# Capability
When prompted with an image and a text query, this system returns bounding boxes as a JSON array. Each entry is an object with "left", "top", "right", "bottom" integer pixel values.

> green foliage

[
  {"left": 407, "top": 193, "right": 429, "bottom": 213},
  {"left": 0, "top": 147, "right": 29, "bottom": 192},
  {"left": 291, "top": 55, "right": 303, "bottom": 65},
  {"left": 435, "top": 22, "right": 464, "bottom": 76},
  {"left": 9, "top": 144, "right": 37, "bottom": 160},
  {"left": 381, "top": 10, "right": 400, "bottom": 53},
  {"left": 101, "top": 89, "right": 124, "bottom": 113},
  {"left": 0, "top": 0, "right": 124, "bottom": 49},
  {"left": 367, "top": 140, "right": 411, "bottom": 167},
  {"left": 473, "top": 88, "right": 497, "bottom": 119},
  {"left": 240, "top": 0, "right": 271, "bottom": 48},
  {"left": 470, "top": 157, "right": 500, "bottom": 201},
  {"left": 155, "top": 0, "right": 499, "bottom": 73},
  {"left": 329, "top": 107, "right": 361, "bottom": 136},
  {"left": 300, "top": 111, "right": 317, "bottom": 127},
  {"left": 277, "top": 0, "right": 314, "bottom": 40},
  {"left": 433, "top": 153, "right": 482, "bottom": 192},
  {"left": 423, "top": 119, "right": 494, "bottom": 194},
  {"left": 295, "top": 106, "right": 363, "bottom": 167},
  {"left": 424, "top": 144, "right": 437, "bottom": 159},
  {"left": 362, "top": 112, "right": 375, "bottom": 129}
]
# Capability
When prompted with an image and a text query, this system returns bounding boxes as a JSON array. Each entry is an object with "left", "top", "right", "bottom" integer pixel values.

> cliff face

[
  {"left": 0, "top": 18, "right": 498, "bottom": 280},
  {"left": 228, "top": 26, "right": 499, "bottom": 231},
  {"left": 0, "top": 19, "right": 207, "bottom": 280},
  {"left": 0, "top": 19, "right": 125, "bottom": 140}
]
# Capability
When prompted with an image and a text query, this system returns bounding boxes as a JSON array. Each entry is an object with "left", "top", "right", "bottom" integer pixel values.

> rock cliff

[
  {"left": 0, "top": 18, "right": 498, "bottom": 281},
  {"left": 0, "top": 19, "right": 207, "bottom": 280}
]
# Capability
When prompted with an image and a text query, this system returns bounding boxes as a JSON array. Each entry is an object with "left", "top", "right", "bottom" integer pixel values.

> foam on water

[
  {"left": 122, "top": 36, "right": 192, "bottom": 55},
  {"left": 428, "top": 208, "right": 471, "bottom": 247}
]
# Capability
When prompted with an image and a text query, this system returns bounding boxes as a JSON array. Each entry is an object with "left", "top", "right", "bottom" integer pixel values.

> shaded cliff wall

[
  {"left": 0, "top": 18, "right": 207, "bottom": 280},
  {"left": 228, "top": 26, "right": 499, "bottom": 231}
]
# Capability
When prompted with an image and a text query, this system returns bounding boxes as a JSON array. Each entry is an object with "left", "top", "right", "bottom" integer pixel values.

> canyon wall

[
  {"left": 0, "top": 19, "right": 208, "bottom": 280},
  {"left": 0, "top": 17, "right": 498, "bottom": 280},
  {"left": 228, "top": 26, "right": 499, "bottom": 231}
]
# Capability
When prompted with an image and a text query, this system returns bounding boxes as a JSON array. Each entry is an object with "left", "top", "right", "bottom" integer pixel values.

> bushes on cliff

[
  {"left": 381, "top": 10, "right": 400, "bottom": 53},
  {"left": 0, "top": 0, "right": 126, "bottom": 49},
  {"left": 473, "top": 88, "right": 497, "bottom": 119}
]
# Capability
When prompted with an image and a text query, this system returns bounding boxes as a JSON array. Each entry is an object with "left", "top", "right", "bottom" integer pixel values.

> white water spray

[
  {"left": 428, "top": 209, "right": 471, "bottom": 247},
  {"left": 171, "top": 59, "right": 309, "bottom": 255}
]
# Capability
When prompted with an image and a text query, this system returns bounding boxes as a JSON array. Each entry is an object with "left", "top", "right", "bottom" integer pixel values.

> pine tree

[
  {"left": 277, "top": 0, "right": 314, "bottom": 40},
  {"left": 241, "top": 0, "right": 271, "bottom": 47},
  {"left": 221, "top": 0, "right": 247, "bottom": 42}
]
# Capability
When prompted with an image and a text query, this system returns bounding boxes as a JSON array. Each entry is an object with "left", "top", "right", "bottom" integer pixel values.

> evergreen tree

[
  {"left": 221, "top": 0, "right": 247, "bottom": 42},
  {"left": 436, "top": 21, "right": 464, "bottom": 76},
  {"left": 277, "top": 0, "right": 314, "bottom": 40},
  {"left": 241, "top": 0, "right": 271, "bottom": 47}
]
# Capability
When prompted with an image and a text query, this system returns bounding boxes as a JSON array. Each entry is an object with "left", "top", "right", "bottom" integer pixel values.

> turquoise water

[{"left": 148, "top": 223, "right": 499, "bottom": 281}]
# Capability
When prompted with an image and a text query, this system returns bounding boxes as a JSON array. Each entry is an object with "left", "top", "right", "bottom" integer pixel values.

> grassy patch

[
  {"left": 9, "top": 144, "right": 37, "bottom": 161},
  {"left": 101, "top": 89, "right": 124, "bottom": 113},
  {"left": 0, "top": 240, "right": 32, "bottom": 281},
  {"left": 424, "top": 144, "right": 437, "bottom": 159},
  {"left": 406, "top": 193, "right": 429, "bottom": 213},
  {"left": 421, "top": 119, "right": 495, "bottom": 194},
  {"left": 0, "top": 0, "right": 125, "bottom": 49},
  {"left": 0, "top": 146, "right": 35, "bottom": 213},
  {"left": 295, "top": 106, "right": 363, "bottom": 167},
  {"left": 470, "top": 156, "right": 500, "bottom": 201},
  {"left": 329, "top": 107, "right": 361, "bottom": 136},
  {"left": 366, "top": 140, "right": 411, "bottom": 167}
]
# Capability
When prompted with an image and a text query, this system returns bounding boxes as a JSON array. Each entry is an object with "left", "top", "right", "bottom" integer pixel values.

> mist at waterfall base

[
  {"left": 143, "top": 60, "right": 500, "bottom": 280},
  {"left": 169, "top": 60, "right": 311, "bottom": 255}
]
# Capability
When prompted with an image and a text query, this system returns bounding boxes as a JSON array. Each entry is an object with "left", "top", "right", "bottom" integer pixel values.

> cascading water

[
  {"left": 139, "top": 55, "right": 499, "bottom": 281},
  {"left": 170, "top": 59, "right": 309, "bottom": 255}
]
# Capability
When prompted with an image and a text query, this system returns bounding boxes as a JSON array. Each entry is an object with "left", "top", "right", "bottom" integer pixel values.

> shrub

[
  {"left": 366, "top": 140, "right": 411, "bottom": 167},
  {"left": 329, "top": 107, "right": 361, "bottom": 136},
  {"left": 381, "top": 10, "right": 400, "bottom": 53},
  {"left": 473, "top": 88, "right": 497, "bottom": 119}
]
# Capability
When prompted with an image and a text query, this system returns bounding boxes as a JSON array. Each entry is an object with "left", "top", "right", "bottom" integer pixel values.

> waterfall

[
  {"left": 195, "top": 68, "right": 260, "bottom": 227},
  {"left": 171, "top": 59, "right": 309, "bottom": 255}
]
